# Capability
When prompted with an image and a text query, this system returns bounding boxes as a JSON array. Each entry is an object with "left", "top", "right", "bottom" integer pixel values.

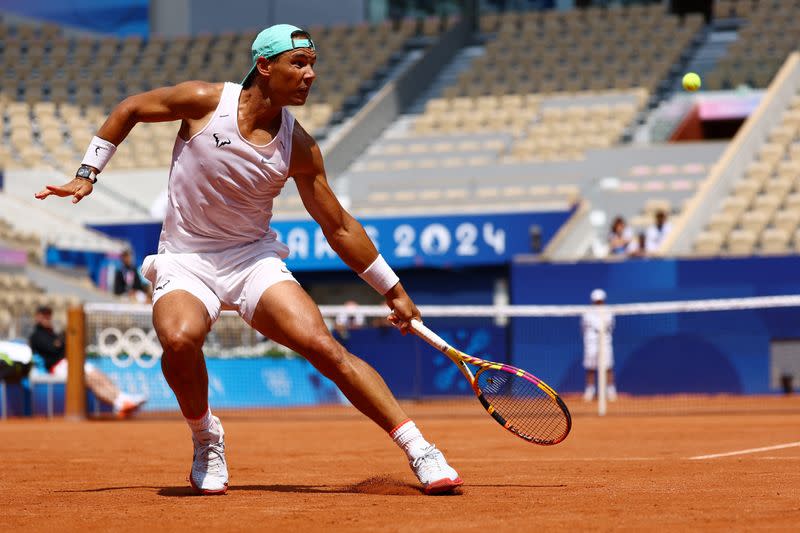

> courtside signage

[{"left": 272, "top": 210, "right": 571, "bottom": 271}]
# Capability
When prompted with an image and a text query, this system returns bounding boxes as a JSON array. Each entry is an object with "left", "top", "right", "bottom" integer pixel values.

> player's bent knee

[
  {"left": 158, "top": 328, "right": 204, "bottom": 356},
  {"left": 304, "top": 334, "right": 351, "bottom": 377}
]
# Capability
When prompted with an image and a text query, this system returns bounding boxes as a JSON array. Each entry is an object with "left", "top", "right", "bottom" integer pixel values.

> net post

[
  {"left": 64, "top": 305, "right": 87, "bottom": 421},
  {"left": 597, "top": 311, "right": 608, "bottom": 417}
]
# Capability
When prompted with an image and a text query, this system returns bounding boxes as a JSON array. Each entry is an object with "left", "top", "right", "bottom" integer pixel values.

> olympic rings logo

[{"left": 95, "top": 327, "right": 162, "bottom": 368}]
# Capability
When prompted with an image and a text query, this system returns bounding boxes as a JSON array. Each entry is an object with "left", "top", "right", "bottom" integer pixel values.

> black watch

[{"left": 76, "top": 165, "right": 97, "bottom": 183}]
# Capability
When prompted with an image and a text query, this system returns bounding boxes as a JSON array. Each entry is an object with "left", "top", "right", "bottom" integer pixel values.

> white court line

[{"left": 689, "top": 441, "right": 800, "bottom": 460}]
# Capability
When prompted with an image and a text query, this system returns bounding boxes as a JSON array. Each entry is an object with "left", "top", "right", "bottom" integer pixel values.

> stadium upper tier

[
  {"left": 0, "top": 16, "right": 441, "bottom": 175},
  {"left": 472, "top": 5, "right": 703, "bottom": 96},
  {"left": 706, "top": 0, "right": 800, "bottom": 90},
  {"left": 694, "top": 91, "right": 800, "bottom": 257},
  {"left": 410, "top": 90, "right": 645, "bottom": 162}
]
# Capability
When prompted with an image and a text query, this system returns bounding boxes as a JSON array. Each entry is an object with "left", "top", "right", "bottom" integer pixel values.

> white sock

[
  {"left": 390, "top": 419, "right": 431, "bottom": 461},
  {"left": 112, "top": 393, "right": 130, "bottom": 412},
  {"left": 186, "top": 408, "right": 217, "bottom": 437}
]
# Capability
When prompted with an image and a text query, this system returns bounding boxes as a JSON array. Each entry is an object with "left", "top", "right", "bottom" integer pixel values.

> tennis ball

[{"left": 682, "top": 72, "right": 701, "bottom": 92}]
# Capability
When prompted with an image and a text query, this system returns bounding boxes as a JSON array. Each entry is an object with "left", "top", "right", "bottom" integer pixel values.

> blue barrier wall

[
  {"left": 92, "top": 357, "right": 346, "bottom": 412},
  {"left": 510, "top": 257, "right": 800, "bottom": 395},
  {"left": 511, "top": 256, "right": 800, "bottom": 304},
  {"left": 338, "top": 320, "right": 506, "bottom": 398}
]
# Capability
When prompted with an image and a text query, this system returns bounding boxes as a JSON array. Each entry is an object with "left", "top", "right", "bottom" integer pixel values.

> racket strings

[{"left": 476, "top": 369, "right": 569, "bottom": 444}]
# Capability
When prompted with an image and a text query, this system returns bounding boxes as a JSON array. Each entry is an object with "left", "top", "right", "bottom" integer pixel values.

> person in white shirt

[
  {"left": 35, "top": 24, "right": 461, "bottom": 496},
  {"left": 582, "top": 289, "right": 617, "bottom": 402},
  {"left": 608, "top": 216, "right": 633, "bottom": 256},
  {"left": 645, "top": 210, "right": 672, "bottom": 253}
]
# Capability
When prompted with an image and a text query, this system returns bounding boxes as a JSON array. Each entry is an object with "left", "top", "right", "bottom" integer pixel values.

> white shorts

[
  {"left": 583, "top": 348, "right": 614, "bottom": 370},
  {"left": 51, "top": 359, "right": 97, "bottom": 380},
  {"left": 141, "top": 242, "right": 297, "bottom": 325}
]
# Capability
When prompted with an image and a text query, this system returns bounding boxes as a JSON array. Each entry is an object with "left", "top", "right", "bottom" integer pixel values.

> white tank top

[{"left": 159, "top": 82, "right": 294, "bottom": 254}]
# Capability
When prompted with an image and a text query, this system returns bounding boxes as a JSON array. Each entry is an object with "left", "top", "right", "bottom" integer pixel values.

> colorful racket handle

[{"left": 409, "top": 319, "right": 451, "bottom": 353}]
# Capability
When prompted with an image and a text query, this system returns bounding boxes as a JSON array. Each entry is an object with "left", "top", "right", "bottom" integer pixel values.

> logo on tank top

[{"left": 213, "top": 133, "right": 231, "bottom": 148}]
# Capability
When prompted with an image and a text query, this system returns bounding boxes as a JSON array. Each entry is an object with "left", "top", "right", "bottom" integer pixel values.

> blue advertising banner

[
  {"left": 2, "top": 0, "right": 148, "bottom": 36},
  {"left": 272, "top": 211, "right": 569, "bottom": 271},
  {"left": 91, "top": 357, "right": 347, "bottom": 412},
  {"left": 89, "top": 209, "right": 572, "bottom": 272}
]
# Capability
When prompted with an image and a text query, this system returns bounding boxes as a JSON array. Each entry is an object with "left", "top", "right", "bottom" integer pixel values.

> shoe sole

[
  {"left": 189, "top": 473, "right": 228, "bottom": 495},
  {"left": 423, "top": 476, "right": 463, "bottom": 495}
]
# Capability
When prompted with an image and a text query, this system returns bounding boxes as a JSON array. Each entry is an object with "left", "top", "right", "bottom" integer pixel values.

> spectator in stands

[
  {"left": 29, "top": 306, "right": 146, "bottom": 417},
  {"left": 628, "top": 231, "right": 647, "bottom": 258},
  {"left": 608, "top": 216, "right": 633, "bottom": 256},
  {"left": 582, "top": 289, "right": 617, "bottom": 402},
  {"left": 645, "top": 210, "right": 672, "bottom": 253},
  {"left": 114, "top": 249, "right": 150, "bottom": 302}
]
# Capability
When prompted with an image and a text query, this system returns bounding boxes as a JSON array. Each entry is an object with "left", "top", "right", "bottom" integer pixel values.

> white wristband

[
  {"left": 81, "top": 136, "right": 117, "bottom": 173},
  {"left": 359, "top": 254, "right": 400, "bottom": 295}
]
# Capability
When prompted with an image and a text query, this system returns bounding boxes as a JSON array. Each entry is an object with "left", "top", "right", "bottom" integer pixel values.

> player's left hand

[
  {"left": 385, "top": 284, "right": 420, "bottom": 335},
  {"left": 35, "top": 178, "right": 94, "bottom": 204}
]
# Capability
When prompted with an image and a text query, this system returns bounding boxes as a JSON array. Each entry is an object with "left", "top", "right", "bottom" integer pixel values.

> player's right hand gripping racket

[{"left": 410, "top": 319, "right": 571, "bottom": 445}]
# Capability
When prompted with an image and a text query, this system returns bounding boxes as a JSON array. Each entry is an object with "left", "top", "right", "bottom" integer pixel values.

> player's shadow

[{"left": 156, "top": 476, "right": 460, "bottom": 497}]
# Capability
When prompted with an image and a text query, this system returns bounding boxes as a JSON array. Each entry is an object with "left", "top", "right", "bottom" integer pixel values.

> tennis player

[
  {"left": 35, "top": 24, "right": 462, "bottom": 495},
  {"left": 582, "top": 289, "right": 617, "bottom": 402}
]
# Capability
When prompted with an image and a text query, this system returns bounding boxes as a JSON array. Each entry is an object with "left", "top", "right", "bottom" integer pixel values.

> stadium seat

[
  {"left": 760, "top": 228, "right": 790, "bottom": 255},
  {"left": 720, "top": 196, "right": 749, "bottom": 218},
  {"left": 707, "top": 212, "right": 738, "bottom": 234},
  {"left": 727, "top": 229, "right": 757, "bottom": 256},
  {"left": 740, "top": 210, "right": 770, "bottom": 233},
  {"left": 731, "top": 179, "right": 760, "bottom": 202}
]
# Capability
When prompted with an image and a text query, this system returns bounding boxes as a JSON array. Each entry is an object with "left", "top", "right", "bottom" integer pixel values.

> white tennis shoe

[
  {"left": 189, "top": 416, "right": 228, "bottom": 495},
  {"left": 410, "top": 444, "right": 463, "bottom": 495}
]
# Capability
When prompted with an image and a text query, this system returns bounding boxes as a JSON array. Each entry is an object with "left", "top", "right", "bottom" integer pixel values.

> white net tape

[{"left": 85, "top": 294, "right": 800, "bottom": 320}]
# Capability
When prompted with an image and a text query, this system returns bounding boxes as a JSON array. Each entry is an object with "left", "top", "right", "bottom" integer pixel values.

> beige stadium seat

[
  {"left": 760, "top": 228, "right": 791, "bottom": 255},
  {"left": 727, "top": 229, "right": 757, "bottom": 256},
  {"left": 783, "top": 110, "right": 800, "bottom": 128},
  {"left": 745, "top": 161, "right": 772, "bottom": 181},
  {"left": 776, "top": 160, "right": 800, "bottom": 180},
  {"left": 707, "top": 212, "right": 737, "bottom": 234},
  {"left": 758, "top": 143, "right": 785, "bottom": 166},
  {"left": 773, "top": 209, "right": 800, "bottom": 232},
  {"left": 788, "top": 143, "right": 800, "bottom": 161},
  {"left": 740, "top": 210, "right": 770, "bottom": 233},
  {"left": 694, "top": 230, "right": 724, "bottom": 256},
  {"left": 425, "top": 98, "right": 449, "bottom": 114},
  {"left": 722, "top": 196, "right": 750, "bottom": 217},
  {"left": 731, "top": 179, "right": 760, "bottom": 201},
  {"left": 763, "top": 177, "right": 793, "bottom": 198},
  {"left": 785, "top": 192, "right": 800, "bottom": 210},
  {"left": 752, "top": 194, "right": 782, "bottom": 216},
  {"left": 768, "top": 124, "right": 796, "bottom": 145}
]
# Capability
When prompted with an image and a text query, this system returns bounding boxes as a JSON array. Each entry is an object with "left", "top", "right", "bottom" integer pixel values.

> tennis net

[{"left": 66, "top": 296, "right": 800, "bottom": 417}]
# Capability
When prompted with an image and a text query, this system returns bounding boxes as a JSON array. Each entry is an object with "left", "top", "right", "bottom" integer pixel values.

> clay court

[{"left": 5, "top": 399, "right": 800, "bottom": 532}]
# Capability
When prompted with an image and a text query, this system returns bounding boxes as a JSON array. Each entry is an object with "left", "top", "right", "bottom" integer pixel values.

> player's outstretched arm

[
  {"left": 291, "top": 124, "right": 420, "bottom": 331},
  {"left": 35, "top": 81, "right": 222, "bottom": 203}
]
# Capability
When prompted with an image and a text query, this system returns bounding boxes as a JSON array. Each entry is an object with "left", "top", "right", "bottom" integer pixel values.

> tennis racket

[{"left": 410, "top": 319, "right": 571, "bottom": 445}]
